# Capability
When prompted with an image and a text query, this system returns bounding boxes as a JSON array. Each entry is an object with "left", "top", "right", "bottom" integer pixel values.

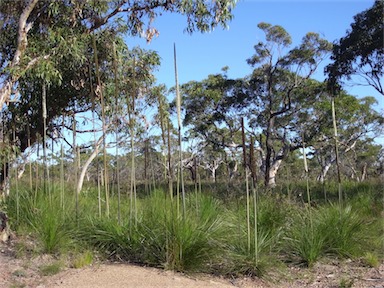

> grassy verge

[{"left": 3, "top": 180, "right": 382, "bottom": 278}]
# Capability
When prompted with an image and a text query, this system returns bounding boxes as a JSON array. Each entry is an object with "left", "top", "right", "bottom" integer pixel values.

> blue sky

[{"left": 125, "top": 0, "right": 383, "bottom": 112}]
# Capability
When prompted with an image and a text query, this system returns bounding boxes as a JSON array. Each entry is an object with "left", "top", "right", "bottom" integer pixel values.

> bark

[
  {"left": 202, "top": 159, "right": 222, "bottom": 182},
  {"left": 76, "top": 136, "right": 103, "bottom": 194},
  {"left": 228, "top": 160, "right": 238, "bottom": 179},
  {"left": 361, "top": 163, "right": 367, "bottom": 181},
  {"left": 317, "top": 161, "right": 333, "bottom": 183},
  {"left": 315, "top": 140, "right": 357, "bottom": 183},
  {"left": 182, "top": 156, "right": 197, "bottom": 182},
  {"left": 0, "top": 211, "right": 10, "bottom": 242},
  {"left": 0, "top": 0, "right": 39, "bottom": 109},
  {"left": 0, "top": 163, "right": 9, "bottom": 197},
  {"left": 267, "top": 158, "right": 282, "bottom": 188}
]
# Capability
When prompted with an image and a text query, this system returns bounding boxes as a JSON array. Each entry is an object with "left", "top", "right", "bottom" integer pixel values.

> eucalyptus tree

[
  {"left": 344, "top": 140, "right": 382, "bottom": 182},
  {"left": 310, "top": 94, "right": 383, "bottom": 183},
  {"left": 75, "top": 44, "right": 161, "bottom": 195},
  {"left": 242, "top": 23, "right": 332, "bottom": 187},
  {"left": 0, "top": 0, "right": 237, "bottom": 109},
  {"left": 326, "top": 0, "right": 384, "bottom": 96},
  {"left": 0, "top": 0, "right": 238, "bottom": 194},
  {"left": 180, "top": 72, "right": 245, "bottom": 180}
]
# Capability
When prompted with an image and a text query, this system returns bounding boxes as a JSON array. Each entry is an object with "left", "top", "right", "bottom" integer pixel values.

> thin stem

[
  {"left": 93, "top": 34, "right": 109, "bottom": 217},
  {"left": 73, "top": 114, "right": 79, "bottom": 222},
  {"left": 112, "top": 41, "right": 121, "bottom": 225},
  {"left": 332, "top": 97, "right": 343, "bottom": 207},
  {"left": 174, "top": 43, "right": 185, "bottom": 218}
]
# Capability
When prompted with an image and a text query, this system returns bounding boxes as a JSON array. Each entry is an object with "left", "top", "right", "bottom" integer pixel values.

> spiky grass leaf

[{"left": 284, "top": 208, "right": 325, "bottom": 267}]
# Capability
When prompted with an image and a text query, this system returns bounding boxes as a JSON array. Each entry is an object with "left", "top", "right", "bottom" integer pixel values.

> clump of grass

[
  {"left": 78, "top": 217, "right": 133, "bottom": 260},
  {"left": 71, "top": 250, "right": 94, "bottom": 268},
  {"left": 79, "top": 190, "right": 227, "bottom": 272},
  {"left": 339, "top": 277, "right": 354, "bottom": 288},
  {"left": 30, "top": 197, "right": 75, "bottom": 254},
  {"left": 363, "top": 252, "right": 380, "bottom": 268},
  {"left": 225, "top": 227, "right": 280, "bottom": 276},
  {"left": 284, "top": 202, "right": 379, "bottom": 266},
  {"left": 39, "top": 261, "right": 62, "bottom": 276},
  {"left": 222, "top": 196, "right": 287, "bottom": 276},
  {"left": 133, "top": 191, "right": 227, "bottom": 272},
  {"left": 319, "top": 204, "right": 369, "bottom": 258},
  {"left": 284, "top": 208, "right": 325, "bottom": 267},
  {"left": 5, "top": 188, "right": 77, "bottom": 254}
]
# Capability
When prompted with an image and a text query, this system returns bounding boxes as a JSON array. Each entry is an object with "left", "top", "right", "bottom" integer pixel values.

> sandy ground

[
  {"left": 1, "top": 241, "right": 383, "bottom": 288},
  {"left": 45, "top": 264, "right": 252, "bottom": 288}
]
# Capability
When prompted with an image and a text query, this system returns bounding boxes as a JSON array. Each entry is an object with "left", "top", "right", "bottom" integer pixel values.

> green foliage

[
  {"left": 71, "top": 250, "right": 94, "bottom": 269},
  {"left": 80, "top": 191, "right": 227, "bottom": 272},
  {"left": 284, "top": 208, "right": 325, "bottom": 266},
  {"left": 284, "top": 201, "right": 381, "bottom": 266},
  {"left": 339, "top": 278, "right": 354, "bottom": 288},
  {"left": 222, "top": 195, "right": 287, "bottom": 276},
  {"left": 5, "top": 189, "right": 75, "bottom": 254},
  {"left": 0, "top": 0, "right": 237, "bottom": 175},
  {"left": 319, "top": 204, "right": 373, "bottom": 258},
  {"left": 4, "top": 181, "right": 382, "bottom": 278},
  {"left": 363, "top": 252, "right": 380, "bottom": 268},
  {"left": 326, "top": 0, "right": 383, "bottom": 95},
  {"left": 39, "top": 261, "right": 62, "bottom": 276}
]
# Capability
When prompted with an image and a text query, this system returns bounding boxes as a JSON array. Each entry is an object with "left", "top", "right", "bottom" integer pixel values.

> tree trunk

[
  {"left": 0, "top": 211, "right": 10, "bottom": 242},
  {"left": 361, "top": 163, "right": 367, "bottom": 181},
  {"left": 0, "top": 0, "right": 39, "bottom": 108},
  {"left": 317, "top": 161, "right": 333, "bottom": 183},
  {"left": 0, "top": 162, "right": 9, "bottom": 197},
  {"left": 76, "top": 136, "right": 103, "bottom": 194},
  {"left": 267, "top": 158, "right": 282, "bottom": 188},
  {"left": 187, "top": 166, "right": 196, "bottom": 182}
]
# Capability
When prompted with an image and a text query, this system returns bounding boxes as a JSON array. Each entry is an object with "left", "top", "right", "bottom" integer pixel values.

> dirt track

[{"left": 1, "top": 241, "right": 383, "bottom": 288}]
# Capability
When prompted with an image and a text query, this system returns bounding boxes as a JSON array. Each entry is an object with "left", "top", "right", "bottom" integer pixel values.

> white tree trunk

[
  {"left": 76, "top": 136, "right": 103, "bottom": 194},
  {"left": 267, "top": 159, "right": 282, "bottom": 188},
  {"left": 0, "top": 0, "right": 39, "bottom": 108},
  {"left": 317, "top": 161, "right": 333, "bottom": 183},
  {"left": 361, "top": 163, "right": 367, "bottom": 181}
]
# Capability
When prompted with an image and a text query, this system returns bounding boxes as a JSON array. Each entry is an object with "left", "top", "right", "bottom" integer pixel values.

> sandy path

[
  {"left": 1, "top": 241, "right": 383, "bottom": 288},
  {"left": 45, "top": 264, "right": 252, "bottom": 288}
]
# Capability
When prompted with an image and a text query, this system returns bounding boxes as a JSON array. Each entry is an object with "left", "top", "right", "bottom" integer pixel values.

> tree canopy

[
  {"left": 0, "top": 0, "right": 237, "bottom": 109},
  {"left": 326, "top": 0, "right": 384, "bottom": 95}
]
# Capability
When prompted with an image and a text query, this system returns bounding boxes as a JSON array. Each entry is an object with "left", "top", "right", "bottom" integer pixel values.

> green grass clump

[
  {"left": 71, "top": 250, "right": 94, "bottom": 268},
  {"left": 140, "top": 191, "right": 227, "bottom": 272},
  {"left": 5, "top": 189, "right": 76, "bottom": 254},
  {"left": 79, "top": 190, "right": 227, "bottom": 272},
  {"left": 318, "top": 204, "right": 368, "bottom": 258},
  {"left": 284, "top": 208, "right": 325, "bottom": 266},
  {"left": 222, "top": 196, "right": 287, "bottom": 276},
  {"left": 3, "top": 181, "right": 382, "bottom": 278},
  {"left": 78, "top": 217, "right": 133, "bottom": 260},
  {"left": 39, "top": 261, "right": 62, "bottom": 276},
  {"left": 363, "top": 252, "right": 380, "bottom": 268},
  {"left": 284, "top": 202, "right": 380, "bottom": 266}
]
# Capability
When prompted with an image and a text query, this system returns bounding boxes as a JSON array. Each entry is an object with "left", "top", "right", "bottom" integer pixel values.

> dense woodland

[{"left": 0, "top": 0, "right": 383, "bottom": 281}]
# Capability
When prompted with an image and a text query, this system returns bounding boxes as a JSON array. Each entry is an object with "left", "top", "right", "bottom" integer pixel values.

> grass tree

[
  {"left": 153, "top": 85, "right": 173, "bottom": 196},
  {"left": 241, "top": 117, "right": 251, "bottom": 253},
  {"left": 92, "top": 34, "right": 110, "bottom": 218},
  {"left": 331, "top": 96, "right": 343, "bottom": 207},
  {"left": 128, "top": 56, "right": 137, "bottom": 225},
  {"left": 112, "top": 41, "right": 122, "bottom": 224},
  {"left": 174, "top": 44, "right": 186, "bottom": 218}
]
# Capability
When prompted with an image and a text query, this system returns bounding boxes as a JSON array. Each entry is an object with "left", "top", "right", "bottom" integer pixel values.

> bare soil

[{"left": 1, "top": 241, "right": 383, "bottom": 288}]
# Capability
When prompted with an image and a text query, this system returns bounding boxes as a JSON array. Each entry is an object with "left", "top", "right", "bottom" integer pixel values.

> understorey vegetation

[{"left": 3, "top": 180, "right": 383, "bottom": 277}]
